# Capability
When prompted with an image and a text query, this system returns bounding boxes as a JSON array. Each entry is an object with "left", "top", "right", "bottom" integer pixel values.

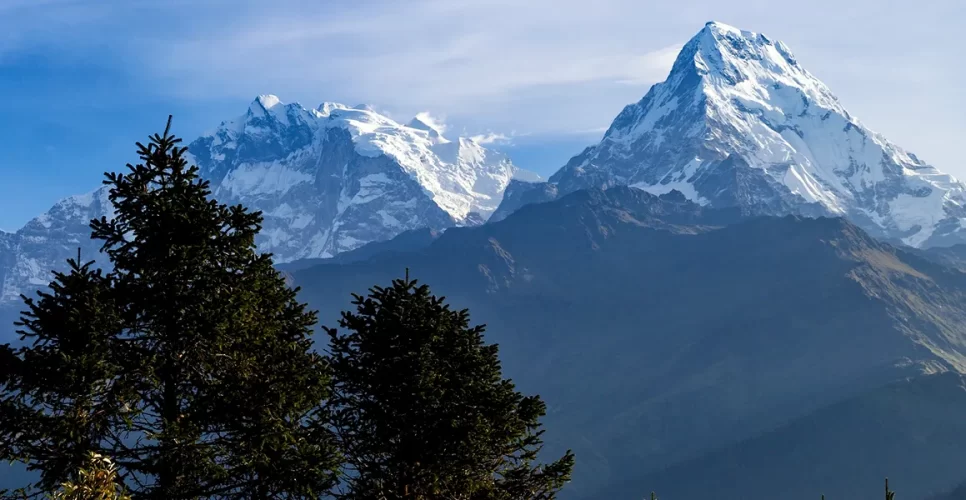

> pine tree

[
  {"left": 326, "top": 275, "right": 575, "bottom": 499},
  {"left": 0, "top": 117, "right": 338, "bottom": 498},
  {"left": 0, "top": 254, "right": 123, "bottom": 497}
]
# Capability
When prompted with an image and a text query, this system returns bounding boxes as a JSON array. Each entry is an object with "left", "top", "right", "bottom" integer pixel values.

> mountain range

[
  {"left": 0, "top": 99, "right": 538, "bottom": 304},
  {"left": 3, "top": 20, "right": 966, "bottom": 499},
  {"left": 290, "top": 186, "right": 966, "bottom": 499},
  {"left": 4, "top": 22, "right": 966, "bottom": 305}
]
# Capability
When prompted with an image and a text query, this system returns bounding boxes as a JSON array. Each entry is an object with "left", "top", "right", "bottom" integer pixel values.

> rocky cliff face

[{"left": 0, "top": 189, "right": 113, "bottom": 303}]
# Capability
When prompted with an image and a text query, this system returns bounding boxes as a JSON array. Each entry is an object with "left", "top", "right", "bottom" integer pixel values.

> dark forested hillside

[
  {"left": 928, "top": 480, "right": 966, "bottom": 500},
  {"left": 291, "top": 187, "right": 966, "bottom": 499},
  {"left": 8, "top": 186, "right": 966, "bottom": 498},
  {"left": 624, "top": 372, "right": 966, "bottom": 500}
]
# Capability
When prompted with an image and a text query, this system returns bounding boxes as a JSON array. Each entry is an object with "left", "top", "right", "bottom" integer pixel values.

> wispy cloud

[
  {"left": 145, "top": 1, "right": 685, "bottom": 111},
  {"left": 613, "top": 45, "right": 685, "bottom": 85},
  {"left": 413, "top": 111, "right": 448, "bottom": 134},
  {"left": 469, "top": 132, "right": 511, "bottom": 145},
  {"left": 1, "top": 0, "right": 963, "bottom": 171},
  {"left": 0, "top": 0, "right": 686, "bottom": 136}
]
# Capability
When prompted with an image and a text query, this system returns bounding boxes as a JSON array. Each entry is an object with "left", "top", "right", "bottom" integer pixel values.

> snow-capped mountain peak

[
  {"left": 406, "top": 113, "right": 448, "bottom": 140},
  {"left": 0, "top": 187, "right": 114, "bottom": 302},
  {"left": 311, "top": 102, "right": 535, "bottom": 220},
  {"left": 317, "top": 101, "right": 350, "bottom": 117},
  {"left": 252, "top": 93, "right": 282, "bottom": 111},
  {"left": 0, "top": 95, "right": 539, "bottom": 304},
  {"left": 187, "top": 95, "right": 538, "bottom": 261},
  {"left": 539, "top": 22, "right": 966, "bottom": 248},
  {"left": 244, "top": 94, "right": 310, "bottom": 126}
]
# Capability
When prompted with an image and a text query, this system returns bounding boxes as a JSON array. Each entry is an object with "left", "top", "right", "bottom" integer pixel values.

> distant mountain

[
  {"left": 928, "top": 481, "right": 966, "bottom": 500},
  {"left": 497, "top": 21, "right": 966, "bottom": 248},
  {"left": 488, "top": 179, "right": 559, "bottom": 223},
  {"left": 916, "top": 244, "right": 966, "bottom": 271},
  {"left": 0, "top": 190, "right": 113, "bottom": 303},
  {"left": 190, "top": 97, "right": 539, "bottom": 261},
  {"left": 275, "top": 227, "right": 442, "bottom": 272},
  {"left": 624, "top": 372, "right": 966, "bottom": 500},
  {"left": 0, "top": 97, "right": 538, "bottom": 306},
  {"left": 288, "top": 186, "right": 966, "bottom": 498}
]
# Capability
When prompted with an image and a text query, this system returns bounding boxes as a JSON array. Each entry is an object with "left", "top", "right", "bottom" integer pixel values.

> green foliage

[
  {"left": 326, "top": 275, "right": 575, "bottom": 499},
  {"left": 48, "top": 452, "right": 131, "bottom": 500},
  {"left": 0, "top": 117, "right": 338, "bottom": 498},
  {"left": 0, "top": 253, "right": 121, "bottom": 492}
]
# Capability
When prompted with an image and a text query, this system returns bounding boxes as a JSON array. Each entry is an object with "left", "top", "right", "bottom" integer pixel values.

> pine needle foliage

[
  {"left": 326, "top": 275, "right": 575, "bottom": 499},
  {"left": 0, "top": 117, "right": 338, "bottom": 499}
]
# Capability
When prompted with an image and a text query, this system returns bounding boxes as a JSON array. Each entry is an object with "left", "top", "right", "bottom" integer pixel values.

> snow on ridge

[
  {"left": 689, "top": 25, "right": 966, "bottom": 233},
  {"left": 317, "top": 102, "right": 349, "bottom": 117},
  {"left": 180, "top": 94, "right": 540, "bottom": 264},
  {"left": 20, "top": 187, "right": 115, "bottom": 230},
  {"left": 198, "top": 95, "right": 536, "bottom": 222},
  {"left": 256, "top": 94, "right": 282, "bottom": 109},
  {"left": 247, "top": 94, "right": 293, "bottom": 126},
  {"left": 2, "top": 91, "right": 538, "bottom": 302},
  {"left": 221, "top": 161, "right": 315, "bottom": 197},
  {"left": 549, "top": 22, "right": 966, "bottom": 248},
  {"left": 408, "top": 112, "right": 448, "bottom": 138},
  {"left": 511, "top": 168, "right": 544, "bottom": 183},
  {"left": 316, "top": 101, "right": 531, "bottom": 220}
]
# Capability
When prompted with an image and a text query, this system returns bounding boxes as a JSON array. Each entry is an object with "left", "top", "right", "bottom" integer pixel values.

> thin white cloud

[
  {"left": 2, "top": 0, "right": 963, "bottom": 173},
  {"left": 469, "top": 132, "right": 511, "bottom": 145},
  {"left": 147, "top": 1, "right": 686, "bottom": 108},
  {"left": 614, "top": 45, "right": 685, "bottom": 85},
  {"left": 413, "top": 112, "right": 448, "bottom": 134},
  {"left": 568, "top": 127, "right": 611, "bottom": 136}
]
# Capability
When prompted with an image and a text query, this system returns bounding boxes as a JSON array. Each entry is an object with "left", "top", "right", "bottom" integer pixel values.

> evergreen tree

[
  {"left": 0, "top": 117, "right": 338, "bottom": 498},
  {"left": 0, "top": 255, "right": 122, "bottom": 498},
  {"left": 326, "top": 275, "right": 575, "bottom": 499}
]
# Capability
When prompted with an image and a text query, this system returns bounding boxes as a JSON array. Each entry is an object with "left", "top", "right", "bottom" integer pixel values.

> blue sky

[{"left": 0, "top": 0, "right": 962, "bottom": 230}]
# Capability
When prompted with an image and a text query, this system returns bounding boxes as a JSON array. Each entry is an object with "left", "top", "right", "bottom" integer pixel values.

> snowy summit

[
  {"left": 187, "top": 95, "right": 539, "bottom": 261},
  {"left": 0, "top": 96, "right": 538, "bottom": 302},
  {"left": 502, "top": 21, "right": 966, "bottom": 248}
]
